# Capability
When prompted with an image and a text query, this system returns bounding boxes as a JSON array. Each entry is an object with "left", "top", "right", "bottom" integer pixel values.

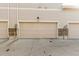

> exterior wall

[
  {"left": 0, "top": 3, "right": 79, "bottom": 38},
  {"left": 18, "top": 9, "right": 62, "bottom": 20},
  {"left": 62, "top": 9, "right": 79, "bottom": 28},
  {"left": 0, "top": 3, "right": 62, "bottom": 9},
  {"left": 0, "top": 9, "right": 8, "bottom": 20},
  {"left": 18, "top": 3, "right": 62, "bottom": 9},
  {"left": 0, "top": 3, "right": 8, "bottom": 20},
  {"left": 18, "top": 9, "right": 63, "bottom": 28},
  {"left": 9, "top": 3, "right": 17, "bottom": 28},
  {"left": 0, "top": 3, "right": 63, "bottom": 28},
  {"left": 0, "top": 3, "right": 79, "bottom": 28}
]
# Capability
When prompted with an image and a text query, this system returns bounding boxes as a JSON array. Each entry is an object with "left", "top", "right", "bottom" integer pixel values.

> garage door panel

[
  {"left": 0, "top": 22, "right": 8, "bottom": 38},
  {"left": 19, "top": 22, "right": 57, "bottom": 38},
  {"left": 69, "top": 23, "right": 79, "bottom": 39}
]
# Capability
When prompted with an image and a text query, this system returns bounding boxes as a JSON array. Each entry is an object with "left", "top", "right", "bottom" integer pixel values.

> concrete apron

[{"left": 0, "top": 36, "right": 18, "bottom": 51}]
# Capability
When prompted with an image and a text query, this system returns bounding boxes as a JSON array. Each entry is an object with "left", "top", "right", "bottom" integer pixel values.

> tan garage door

[
  {"left": 0, "top": 21, "right": 8, "bottom": 38},
  {"left": 19, "top": 22, "right": 57, "bottom": 38},
  {"left": 68, "top": 23, "right": 79, "bottom": 39}
]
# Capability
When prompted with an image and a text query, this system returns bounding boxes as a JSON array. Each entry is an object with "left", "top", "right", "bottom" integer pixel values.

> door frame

[{"left": 18, "top": 20, "right": 58, "bottom": 39}]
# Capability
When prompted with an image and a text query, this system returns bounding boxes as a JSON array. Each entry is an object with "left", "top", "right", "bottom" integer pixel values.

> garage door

[
  {"left": 0, "top": 21, "right": 8, "bottom": 38},
  {"left": 68, "top": 23, "right": 79, "bottom": 39},
  {"left": 19, "top": 22, "right": 58, "bottom": 38}
]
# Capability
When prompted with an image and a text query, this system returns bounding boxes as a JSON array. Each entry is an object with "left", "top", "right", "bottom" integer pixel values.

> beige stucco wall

[
  {"left": 0, "top": 3, "right": 79, "bottom": 28},
  {"left": 63, "top": 9, "right": 79, "bottom": 28},
  {"left": 0, "top": 3, "right": 63, "bottom": 28}
]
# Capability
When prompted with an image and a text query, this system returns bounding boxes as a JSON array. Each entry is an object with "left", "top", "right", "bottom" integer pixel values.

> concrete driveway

[{"left": 0, "top": 39, "right": 79, "bottom": 56}]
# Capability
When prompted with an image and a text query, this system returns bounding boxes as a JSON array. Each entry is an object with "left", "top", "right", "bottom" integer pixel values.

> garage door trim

[{"left": 18, "top": 21, "right": 58, "bottom": 39}]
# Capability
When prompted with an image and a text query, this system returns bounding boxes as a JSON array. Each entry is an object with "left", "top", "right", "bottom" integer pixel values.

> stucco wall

[
  {"left": 63, "top": 10, "right": 79, "bottom": 27},
  {"left": 0, "top": 3, "right": 63, "bottom": 28}
]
